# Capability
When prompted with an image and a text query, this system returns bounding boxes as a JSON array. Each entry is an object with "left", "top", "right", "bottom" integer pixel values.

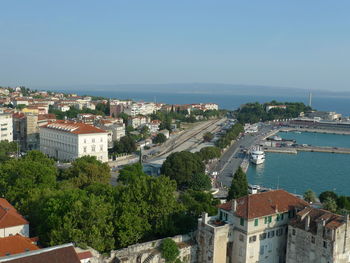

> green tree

[
  {"left": 153, "top": 133, "right": 167, "bottom": 144},
  {"left": 188, "top": 173, "right": 211, "bottom": 191},
  {"left": 227, "top": 167, "right": 248, "bottom": 201},
  {"left": 160, "top": 238, "right": 180, "bottom": 263},
  {"left": 198, "top": 147, "right": 221, "bottom": 162},
  {"left": 62, "top": 156, "right": 110, "bottom": 188},
  {"left": 140, "top": 126, "right": 151, "bottom": 139},
  {"left": 319, "top": 191, "right": 338, "bottom": 203},
  {"left": 113, "top": 136, "right": 137, "bottom": 154},
  {"left": 303, "top": 189, "right": 317, "bottom": 203},
  {"left": 32, "top": 188, "right": 115, "bottom": 252},
  {"left": 323, "top": 197, "right": 338, "bottom": 213},
  {"left": 203, "top": 132, "right": 214, "bottom": 142},
  {"left": 161, "top": 151, "right": 205, "bottom": 189},
  {"left": 0, "top": 141, "right": 18, "bottom": 163},
  {"left": 118, "top": 163, "right": 146, "bottom": 184}
]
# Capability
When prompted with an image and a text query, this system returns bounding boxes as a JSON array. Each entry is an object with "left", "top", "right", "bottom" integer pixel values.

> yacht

[{"left": 250, "top": 149, "right": 265, "bottom": 165}]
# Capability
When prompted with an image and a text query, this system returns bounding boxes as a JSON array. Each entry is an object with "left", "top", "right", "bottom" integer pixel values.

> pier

[{"left": 264, "top": 145, "right": 350, "bottom": 154}]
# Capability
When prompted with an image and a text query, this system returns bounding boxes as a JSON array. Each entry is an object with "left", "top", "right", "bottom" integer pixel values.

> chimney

[
  {"left": 275, "top": 204, "right": 278, "bottom": 213},
  {"left": 232, "top": 199, "right": 237, "bottom": 214},
  {"left": 305, "top": 216, "right": 310, "bottom": 231}
]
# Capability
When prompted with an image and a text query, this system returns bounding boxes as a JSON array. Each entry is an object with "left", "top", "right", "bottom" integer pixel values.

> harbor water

[{"left": 247, "top": 132, "right": 350, "bottom": 196}]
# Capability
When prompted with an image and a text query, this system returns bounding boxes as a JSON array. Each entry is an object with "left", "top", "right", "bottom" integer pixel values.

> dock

[{"left": 264, "top": 146, "right": 350, "bottom": 155}]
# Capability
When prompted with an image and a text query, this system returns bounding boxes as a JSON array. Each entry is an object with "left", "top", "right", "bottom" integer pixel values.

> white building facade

[
  {"left": 0, "top": 109, "right": 13, "bottom": 142},
  {"left": 40, "top": 121, "right": 108, "bottom": 162},
  {"left": 197, "top": 190, "right": 309, "bottom": 263}
]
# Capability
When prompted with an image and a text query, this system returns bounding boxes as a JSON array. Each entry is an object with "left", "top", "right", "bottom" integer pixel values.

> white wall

[
  {"left": 0, "top": 224, "right": 29, "bottom": 238},
  {"left": 0, "top": 113, "right": 13, "bottom": 142}
]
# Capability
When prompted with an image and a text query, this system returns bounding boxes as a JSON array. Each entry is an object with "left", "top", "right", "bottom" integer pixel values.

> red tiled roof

[
  {"left": 0, "top": 244, "right": 81, "bottom": 263},
  {"left": 41, "top": 120, "right": 107, "bottom": 134},
  {"left": 77, "top": 251, "right": 93, "bottom": 260},
  {"left": 38, "top": 114, "right": 56, "bottom": 121},
  {"left": 289, "top": 207, "right": 345, "bottom": 234},
  {"left": 219, "top": 190, "right": 309, "bottom": 219},
  {"left": 0, "top": 235, "right": 39, "bottom": 257},
  {"left": 0, "top": 199, "right": 28, "bottom": 229}
]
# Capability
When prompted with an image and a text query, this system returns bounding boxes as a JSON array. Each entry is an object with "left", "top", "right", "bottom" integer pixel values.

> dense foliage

[
  {"left": 153, "top": 133, "right": 167, "bottom": 144},
  {"left": 0, "top": 141, "right": 18, "bottom": 163},
  {"left": 203, "top": 132, "right": 214, "bottom": 142},
  {"left": 112, "top": 136, "right": 137, "bottom": 154},
  {"left": 0, "top": 153, "right": 219, "bottom": 252},
  {"left": 48, "top": 104, "right": 108, "bottom": 120},
  {"left": 197, "top": 146, "right": 221, "bottom": 163},
  {"left": 161, "top": 151, "right": 205, "bottom": 190},
  {"left": 227, "top": 167, "right": 248, "bottom": 201},
  {"left": 235, "top": 101, "right": 312, "bottom": 124},
  {"left": 160, "top": 238, "right": 180, "bottom": 263},
  {"left": 215, "top": 123, "right": 244, "bottom": 149}
]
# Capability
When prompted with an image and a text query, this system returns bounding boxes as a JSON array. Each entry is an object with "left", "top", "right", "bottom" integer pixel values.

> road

[{"left": 214, "top": 125, "right": 273, "bottom": 188}]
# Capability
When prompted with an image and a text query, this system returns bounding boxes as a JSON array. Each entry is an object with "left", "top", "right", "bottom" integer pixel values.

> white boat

[{"left": 250, "top": 149, "right": 265, "bottom": 165}]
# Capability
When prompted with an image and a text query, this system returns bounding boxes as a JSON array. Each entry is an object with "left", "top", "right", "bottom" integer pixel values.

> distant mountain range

[{"left": 42, "top": 83, "right": 350, "bottom": 98}]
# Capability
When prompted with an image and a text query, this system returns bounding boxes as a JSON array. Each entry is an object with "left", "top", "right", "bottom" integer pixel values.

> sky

[{"left": 1, "top": 1, "right": 350, "bottom": 91}]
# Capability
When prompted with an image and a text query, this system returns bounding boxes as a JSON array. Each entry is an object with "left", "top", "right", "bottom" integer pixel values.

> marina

[{"left": 247, "top": 131, "right": 350, "bottom": 196}]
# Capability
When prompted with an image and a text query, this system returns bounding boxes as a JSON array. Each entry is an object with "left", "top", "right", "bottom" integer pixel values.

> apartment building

[
  {"left": 40, "top": 120, "right": 108, "bottom": 162},
  {"left": 128, "top": 115, "right": 150, "bottom": 129},
  {"left": 0, "top": 109, "right": 13, "bottom": 142},
  {"left": 286, "top": 207, "right": 350, "bottom": 263},
  {"left": 197, "top": 190, "right": 309, "bottom": 263}
]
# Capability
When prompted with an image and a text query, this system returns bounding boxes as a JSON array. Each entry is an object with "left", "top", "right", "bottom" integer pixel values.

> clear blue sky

[{"left": 1, "top": 1, "right": 350, "bottom": 91}]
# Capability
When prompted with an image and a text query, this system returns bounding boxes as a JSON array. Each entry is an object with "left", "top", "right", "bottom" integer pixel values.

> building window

[
  {"left": 254, "top": 218, "right": 259, "bottom": 226},
  {"left": 264, "top": 217, "right": 268, "bottom": 224},
  {"left": 276, "top": 228, "right": 283, "bottom": 236},
  {"left": 292, "top": 229, "right": 296, "bottom": 235},
  {"left": 100, "top": 145, "right": 103, "bottom": 151},
  {"left": 311, "top": 236, "right": 315, "bottom": 244},
  {"left": 92, "top": 138, "right": 95, "bottom": 143},
  {"left": 91, "top": 145, "right": 96, "bottom": 152},
  {"left": 268, "top": 216, "right": 272, "bottom": 223},
  {"left": 323, "top": 241, "right": 327, "bottom": 248},
  {"left": 259, "top": 233, "right": 267, "bottom": 240},
  {"left": 277, "top": 214, "right": 284, "bottom": 221},
  {"left": 84, "top": 139, "right": 87, "bottom": 143},
  {"left": 239, "top": 234, "right": 244, "bottom": 242},
  {"left": 268, "top": 231, "right": 275, "bottom": 238},
  {"left": 83, "top": 147, "right": 87, "bottom": 153},
  {"left": 240, "top": 218, "right": 244, "bottom": 226},
  {"left": 260, "top": 245, "right": 264, "bottom": 255},
  {"left": 100, "top": 137, "right": 103, "bottom": 142},
  {"left": 249, "top": 235, "right": 257, "bottom": 243}
]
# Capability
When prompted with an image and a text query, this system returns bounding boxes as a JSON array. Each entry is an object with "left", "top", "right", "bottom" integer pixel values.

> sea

[
  {"left": 247, "top": 132, "right": 350, "bottom": 196},
  {"left": 64, "top": 90, "right": 350, "bottom": 116},
  {"left": 62, "top": 89, "right": 350, "bottom": 195}
]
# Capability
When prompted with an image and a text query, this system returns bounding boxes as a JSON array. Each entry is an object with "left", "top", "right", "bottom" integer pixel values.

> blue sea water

[
  {"left": 67, "top": 90, "right": 350, "bottom": 116},
  {"left": 278, "top": 131, "right": 350, "bottom": 148},
  {"left": 247, "top": 132, "right": 350, "bottom": 196}
]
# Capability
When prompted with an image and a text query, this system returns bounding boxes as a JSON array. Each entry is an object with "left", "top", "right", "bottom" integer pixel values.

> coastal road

[{"left": 214, "top": 125, "right": 273, "bottom": 187}]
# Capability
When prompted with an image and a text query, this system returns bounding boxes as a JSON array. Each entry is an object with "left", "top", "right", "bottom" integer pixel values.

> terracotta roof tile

[
  {"left": 219, "top": 190, "right": 309, "bottom": 219},
  {"left": 77, "top": 251, "right": 93, "bottom": 260},
  {"left": 0, "top": 199, "right": 28, "bottom": 229},
  {"left": 289, "top": 207, "right": 345, "bottom": 234},
  {"left": 41, "top": 120, "right": 107, "bottom": 134},
  {"left": 0, "top": 235, "right": 39, "bottom": 257},
  {"left": 0, "top": 244, "right": 81, "bottom": 263}
]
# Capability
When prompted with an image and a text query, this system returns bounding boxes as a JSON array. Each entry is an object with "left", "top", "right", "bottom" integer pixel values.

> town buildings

[
  {"left": 197, "top": 190, "right": 309, "bottom": 263},
  {"left": 40, "top": 120, "right": 108, "bottom": 162},
  {"left": 286, "top": 207, "right": 350, "bottom": 263},
  {"left": 0, "top": 109, "right": 13, "bottom": 142}
]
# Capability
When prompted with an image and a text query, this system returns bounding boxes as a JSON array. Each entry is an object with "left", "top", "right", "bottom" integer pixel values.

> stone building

[
  {"left": 197, "top": 190, "right": 309, "bottom": 263},
  {"left": 286, "top": 207, "right": 350, "bottom": 263}
]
